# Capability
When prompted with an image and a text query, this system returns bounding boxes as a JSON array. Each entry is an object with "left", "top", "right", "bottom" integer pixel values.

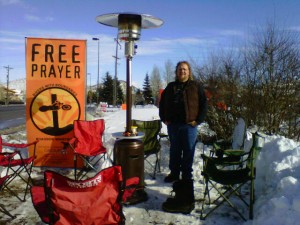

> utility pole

[
  {"left": 92, "top": 37, "right": 100, "bottom": 105},
  {"left": 112, "top": 38, "right": 121, "bottom": 107},
  {"left": 87, "top": 73, "right": 92, "bottom": 105},
  {"left": 4, "top": 65, "right": 13, "bottom": 105}
]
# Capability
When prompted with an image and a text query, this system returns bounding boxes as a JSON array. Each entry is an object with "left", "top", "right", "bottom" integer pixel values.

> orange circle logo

[{"left": 30, "top": 87, "right": 80, "bottom": 136}]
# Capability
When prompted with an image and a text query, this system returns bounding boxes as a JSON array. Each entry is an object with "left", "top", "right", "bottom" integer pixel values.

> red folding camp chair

[
  {"left": 31, "top": 165, "right": 139, "bottom": 225},
  {"left": 0, "top": 135, "right": 38, "bottom": 201},
  {"left": 63, "top": 119, "right": 107, "bottom": 180}
]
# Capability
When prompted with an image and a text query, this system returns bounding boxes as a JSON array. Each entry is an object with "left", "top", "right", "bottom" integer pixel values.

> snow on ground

[{"left": 1, "top": 105, "right": 300, "bottom": 225}]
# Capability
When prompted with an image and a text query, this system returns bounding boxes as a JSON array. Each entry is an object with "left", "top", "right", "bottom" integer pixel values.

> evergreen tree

[
  {"left": 116, "top": 80, "right": 124, "bottom": 105},
  {"left": 134, "top": 88, "right": 145, "bottom": 105},
  {"left": 142, "top": 73, "right": 153, "bottom": 103},
  {"left": 98, "top": 72, "right": 124, "bottom": 105},
  {"left": 99, "top": 72, "right": 114, "bottom": 105}
]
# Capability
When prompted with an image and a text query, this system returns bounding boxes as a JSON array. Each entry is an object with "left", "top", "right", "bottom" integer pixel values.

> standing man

[{"left": 159, "top": 61, "right": 207, "bottom": 214}]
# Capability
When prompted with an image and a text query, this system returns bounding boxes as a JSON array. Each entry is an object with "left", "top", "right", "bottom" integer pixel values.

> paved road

[
  {"left": 0, "top": 105, "right": 98, "bottom": 131},
  {"left": 0, "top": 105, "right": 26, "bottom": 130}
]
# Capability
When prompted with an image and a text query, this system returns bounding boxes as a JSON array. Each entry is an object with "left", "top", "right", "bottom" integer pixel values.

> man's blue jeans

[{"left": 167, "top": 122, "right": 198, "bottom": 180}]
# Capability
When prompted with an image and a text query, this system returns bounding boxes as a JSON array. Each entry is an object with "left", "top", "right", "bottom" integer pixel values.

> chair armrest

[
  {"left": 214, "top": 140, "right": 232, "bottom": 149},
  {"left": 210, "top": 140, "right": 231, "bottom": 154},
  {"left": 223, "top": 149, "right": 245, "bottom": 156},
  {"left": 201, "top": 153, "right": 243, "bottom": 167},
  {"left": 61, "top": 138, "right": 76, "bottom": 150},
  {"left": 0, "top": 152, "right": 18, "bottom": 165},
  {"left": 201, "top": 154, "right": 222, "bottom": 164},
  {"left": 159, "top": 133, "right": 168, "bottom": 138},
  {"left": 0, "top": 151, "right": 18, "bottom": 157},
  {"left": 2, "top": 140, "right": 38, "bottom": 149}
]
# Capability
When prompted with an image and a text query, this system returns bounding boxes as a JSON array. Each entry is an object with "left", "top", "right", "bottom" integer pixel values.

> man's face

[{"left": 176, "top": 63, "right": 190, "bottom": 82}]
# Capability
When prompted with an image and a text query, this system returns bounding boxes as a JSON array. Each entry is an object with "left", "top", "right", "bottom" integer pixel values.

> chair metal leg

[
  {"left": 4, "top": 162, "right": 34, "bottom": 202},
  {"left": 200, "top": 179, "right": 209, "bottom": 220},
  {"left": 145, "top": 157, "right": 158, "bottom": 180},
  {"left": 201, "top": 180, "right": 227, "bottom": 220},
  {"left": 0, "top": 204, "right": 16, "bottom": 219},
  {"left": 74, "top": 155, "right": 78, "bottom": 180},
  {"left": 157, "top": 152, "right": 161, "bottom": 173},
  {"left": 152, "top": 158, "right": 158, "bottom": 179},
  {"left": 249, "top": 179, "right": 254, "bottom": 219},
  {"left": 75, "top": 154, "right": 106, "bottom": 180},
  {"left": 213, "top": 183, "right": 247, "bottom": 221},
  {"left": 200, "top": 179, "right": 249, "bottom": 221}
]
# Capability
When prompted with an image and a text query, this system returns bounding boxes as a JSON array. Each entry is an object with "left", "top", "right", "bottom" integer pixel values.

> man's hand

[
  {"left": 188, "top": 121, "right": 197, "bottom": 127},
  {"left": 164, "top": 121, "right": 171, "bottom": 125}
]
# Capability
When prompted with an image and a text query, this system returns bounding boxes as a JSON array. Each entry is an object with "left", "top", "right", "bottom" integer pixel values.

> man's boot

[{"left": 162, "top": 179, "right": 195, "bottom": 214}]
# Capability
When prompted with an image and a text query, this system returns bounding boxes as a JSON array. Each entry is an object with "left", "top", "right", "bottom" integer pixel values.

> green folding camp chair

[
  {"left": 200, "top": 132, "right": 264, "bottom": 221},
  {"left": 132, "top": 119, "right": 161, "bottom": 179}
]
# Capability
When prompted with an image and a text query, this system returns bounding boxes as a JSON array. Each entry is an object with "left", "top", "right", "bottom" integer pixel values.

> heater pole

[{"left": 126, "top": 56, "right": 132, "bottom": 133}]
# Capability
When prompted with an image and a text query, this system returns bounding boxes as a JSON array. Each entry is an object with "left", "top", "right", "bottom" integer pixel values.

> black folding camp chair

[{"left": 200, "top": 132, "right": 264, "bottom": 221}]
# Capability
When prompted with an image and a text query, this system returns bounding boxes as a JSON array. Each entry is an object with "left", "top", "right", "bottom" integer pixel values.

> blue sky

[{"left": 0, "top": 0, "right": 299, "bottom": 88}]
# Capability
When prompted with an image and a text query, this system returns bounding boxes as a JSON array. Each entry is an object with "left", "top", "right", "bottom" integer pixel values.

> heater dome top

[{"left": 96, "top": 12, "right": 163, "bottom": 29}]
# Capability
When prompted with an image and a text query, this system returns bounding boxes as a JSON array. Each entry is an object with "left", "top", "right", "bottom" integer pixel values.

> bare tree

[
  {"left": 192, "top": 22, "right": 299, "bottom": 141},
  {"left": 241, "top": 22, "right": 300, "bottom": 138},
  {"left": 163, "top": 60, "right": 174, "bottom": 87},
  {"left": 193, "top": 52, "right": 223, "bottom": 83},
  {"left": 193, "top": 50, "right": 244, "bottom": 140},
  {"left": 150, "top": 65, "right": 162, "bottom": 105}
]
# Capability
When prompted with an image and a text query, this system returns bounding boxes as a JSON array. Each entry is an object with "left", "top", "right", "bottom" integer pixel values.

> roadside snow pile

[{"left": 253, "top": 135, "right": 300, "bottom": 225}]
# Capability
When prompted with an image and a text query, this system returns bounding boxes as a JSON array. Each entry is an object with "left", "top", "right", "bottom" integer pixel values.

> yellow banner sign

[{"left": 26, "top": 37, "right": 86, "bottom": 167}]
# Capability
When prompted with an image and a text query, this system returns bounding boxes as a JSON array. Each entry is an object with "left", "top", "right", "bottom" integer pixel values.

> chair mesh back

[
  {"left": 73, "top": 119, "right": 106, "bottom": 156},
  {"left": 132, "top": 120, "right": 161, "bottom": 154},
  {"left": 247, "top": 132, "right": 265, "bottom": 170},
  {"left": 232, "top": 118, "right": 246, "bottom": 149}
]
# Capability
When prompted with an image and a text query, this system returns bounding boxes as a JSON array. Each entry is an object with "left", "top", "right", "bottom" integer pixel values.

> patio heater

[{"left": 96, "top": 13, "right": 163, "bottom": 204}]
